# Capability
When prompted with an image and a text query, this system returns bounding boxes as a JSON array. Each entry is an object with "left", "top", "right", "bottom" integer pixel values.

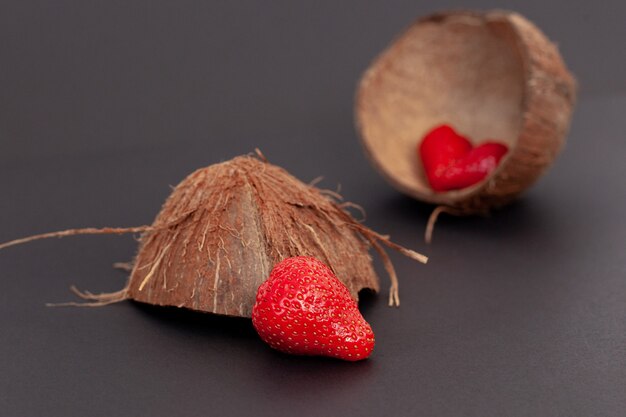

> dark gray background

[{"left": 1, "top": 1, "right": 625, "bottom": 416}]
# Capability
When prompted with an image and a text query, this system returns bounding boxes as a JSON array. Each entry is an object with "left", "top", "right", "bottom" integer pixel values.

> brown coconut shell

[
  {"left": 355, "top": 10, "right": 576, "bottom": 212},
  {"left": 0, "top": 153, "right": 427, "bottom": 318},
  {"left": 127, "top": 155, "right": 386, "bottom": 317},
  {"left": 126, "top": 155, "right": 426, "bottom": 317}
]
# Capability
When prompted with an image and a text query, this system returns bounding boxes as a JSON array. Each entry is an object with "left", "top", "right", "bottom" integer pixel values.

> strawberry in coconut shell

[{"left": 252, "top": 256, "right": 375, "bottom": 361}]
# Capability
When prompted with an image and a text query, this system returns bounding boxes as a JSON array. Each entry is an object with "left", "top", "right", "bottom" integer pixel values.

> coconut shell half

[
  {"left": 125, "top": 156, "right": 382, "bottom": 317},
  {"left": 0, "top": 154, "right": 427, "bottom": 316},
  {"left": 121, "top": 155, "right": 426, "bottom": 317},
  {"left": 356, "top": 10, "right": 576, "bottom": 212}
]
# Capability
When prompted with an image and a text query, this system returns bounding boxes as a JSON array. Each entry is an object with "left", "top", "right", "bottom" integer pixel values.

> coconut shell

[
  {"left": 0, "top": 153, "right": 427, "bottom": 316},
  {"left": 355, "top": 10, "right": 577, "bottom": 212},
  {"left": 121, "top": 155, "right": 426, "bottom": 317}
]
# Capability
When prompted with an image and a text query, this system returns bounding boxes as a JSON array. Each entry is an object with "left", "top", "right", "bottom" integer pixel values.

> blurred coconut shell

[{"left": 355, "top": 10, "right": 577, "bottom": 212}]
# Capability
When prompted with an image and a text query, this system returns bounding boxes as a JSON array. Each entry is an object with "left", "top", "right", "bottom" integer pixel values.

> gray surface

[{"left": 1, "top": 1, "right": 625, "bottom": 416}]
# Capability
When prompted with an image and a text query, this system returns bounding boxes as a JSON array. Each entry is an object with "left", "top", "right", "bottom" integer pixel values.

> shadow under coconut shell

[
  {"left": 131, "top": 301, "right": 259, "bottom": 341},
  {"left": 356, "top": 288, "right": 377, "bottom": 317},
  {"left": 383, "top": 192, "right": 555, "bottom": 244}
]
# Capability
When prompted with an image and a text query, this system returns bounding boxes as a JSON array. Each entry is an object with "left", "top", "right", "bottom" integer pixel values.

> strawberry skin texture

[{"left": 252, "top": 256, "right": 375, "bottom": 361}]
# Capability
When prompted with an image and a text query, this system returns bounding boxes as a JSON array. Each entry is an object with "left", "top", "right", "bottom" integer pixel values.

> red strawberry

[
  {"left": 251, "top": 256, "right": 375, "bottom": 361},
  {"left": 420, "top": 124, "right": 473, "bottom": 184},
  {"left": 419, "top": 124, "right": 508, "bottom": 192},
  {"left": 437, "top": 142, "right": 508, "bottom": 190}
]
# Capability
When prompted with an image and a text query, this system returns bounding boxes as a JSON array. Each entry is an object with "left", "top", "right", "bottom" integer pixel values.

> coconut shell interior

[{"left": 356, "top": 11, "right": 576, "bottom": 210}]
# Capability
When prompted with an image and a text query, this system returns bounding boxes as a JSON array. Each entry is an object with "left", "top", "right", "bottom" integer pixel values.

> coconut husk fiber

[
  {"left": 355, "top": 10, "right": 577, "bottom": 214},
  {"left": 0, "top": 153, "right": 427, "bottom": 318}
]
